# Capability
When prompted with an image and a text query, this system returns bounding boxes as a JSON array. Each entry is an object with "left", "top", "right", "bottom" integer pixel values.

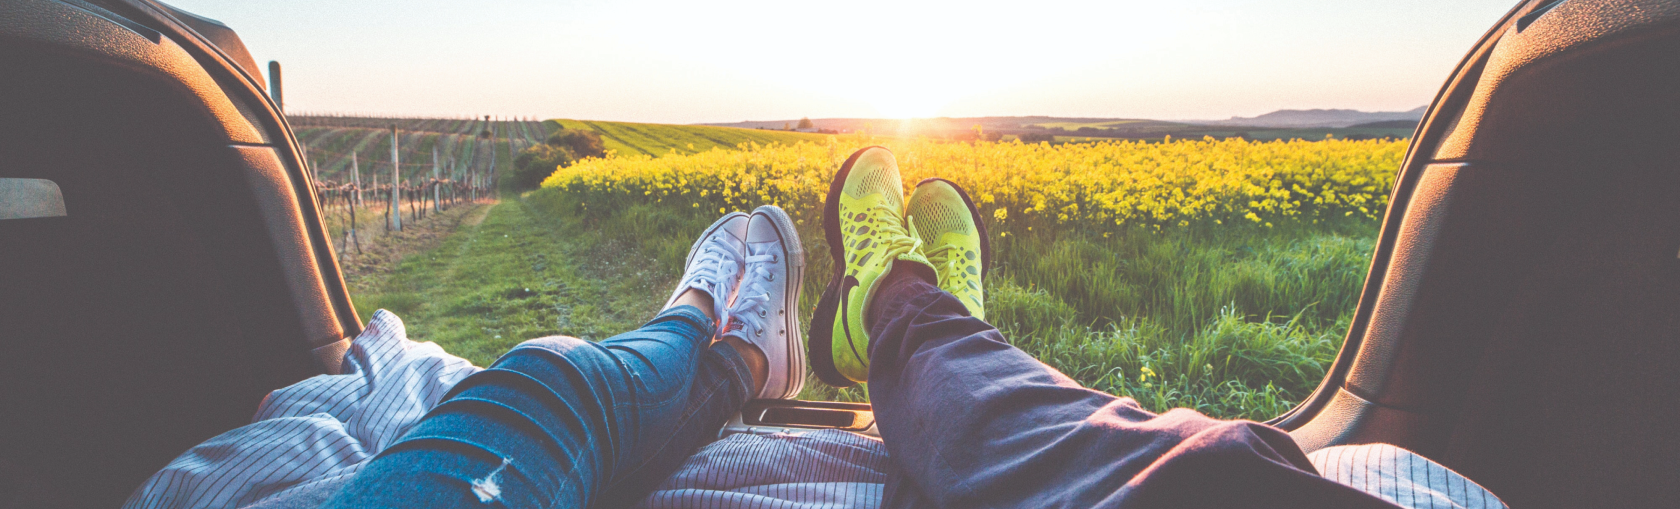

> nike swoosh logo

[{"left": 839, "top": 274, "right": 867, "bottom": 368}]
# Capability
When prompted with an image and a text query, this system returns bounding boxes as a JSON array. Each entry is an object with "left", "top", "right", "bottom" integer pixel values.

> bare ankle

[
  {"left": 669, "top": 288, "right": 716, "bottom": 322},
  {"left": 719, "top": 335, "right": 768, "bottom": 395}
]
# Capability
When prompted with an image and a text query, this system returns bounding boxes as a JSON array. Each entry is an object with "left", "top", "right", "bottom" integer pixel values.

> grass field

[
  {"left": 550, "top": 119, "right": 831, "bottom": 158},
  {"left": 350, "top": 198, "right": 674, "bottom": 364},
  {"left": 534, "top": 135, "right": 1404, "bottom": 419}
]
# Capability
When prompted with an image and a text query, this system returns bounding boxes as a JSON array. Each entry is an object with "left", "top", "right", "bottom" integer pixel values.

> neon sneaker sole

[{"left": 906, "top": 178, "right": 991, "bottom": 319}]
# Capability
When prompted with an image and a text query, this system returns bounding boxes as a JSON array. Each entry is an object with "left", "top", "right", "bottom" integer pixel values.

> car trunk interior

[
  {"left": 1281, "top": 1, "right": 1680, "bottom": 507},
  {"left": 0, "top": 1, "right": 352, "bottom": 506}
]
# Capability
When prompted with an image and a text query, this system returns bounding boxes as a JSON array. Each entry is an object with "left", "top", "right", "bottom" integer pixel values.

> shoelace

[
  {"left": 688, "top": 234, "right": 744, "bottom": 318},
  {"left": 728, "top": 247, "right": 778, "bottom": 338},
  {"left": 921, "top": 241, "right": 964, "bottom": 285},
  {"left": 858, "top": 202, "right": 923, "bottom": 267},
  {"left": 911, "top": 220, "right": 984, "bottom": 312}
]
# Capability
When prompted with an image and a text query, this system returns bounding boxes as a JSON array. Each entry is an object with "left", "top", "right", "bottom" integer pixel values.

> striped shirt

[
  {"left": 123, "top": 310, "right": 481, "bottom": 509},
  {"left": 1309, "top": 443, "right": 1507, "bottom": 509},
  {"left": 125, "top": 310, "right": 1505, "bottom": 509}
]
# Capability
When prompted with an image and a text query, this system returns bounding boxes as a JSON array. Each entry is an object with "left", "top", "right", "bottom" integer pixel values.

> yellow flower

[{"left": 541, "top": 136, "right": 1402, "bottom": 233}]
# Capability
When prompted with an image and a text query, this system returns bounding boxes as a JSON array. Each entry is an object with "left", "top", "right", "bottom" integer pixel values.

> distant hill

[
  {"left": 1191, "top": 107, "right": 1427, "bottom": 129},
  {"left": 703, "top": 114, "right": 1414, "bottom": 142},
  {"left": 704, "top": 108, "right": 1425, "bottom": 140},
  {"left": 551, "top": 119, "right": 830, "bottom": 157},
  {"left": 704, "top": 116, "right": 1094, "bottom": 134},
  {"left": 1348, "top": 119, "right": 1419, "bottom": 129}
]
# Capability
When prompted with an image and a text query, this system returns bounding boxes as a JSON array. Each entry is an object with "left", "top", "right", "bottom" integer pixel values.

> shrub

[
  {"left": 510, "top": 129, "right": 611, "bottom": 191},
  {"left": 512, "top": 144, "right": 574, "bottom": 191},
  {"left": 546, "top": 129, "right": 607, "bottom": 160},
  {"left": 1018, "top": 132, "right": 1056, "bottom": 143}
]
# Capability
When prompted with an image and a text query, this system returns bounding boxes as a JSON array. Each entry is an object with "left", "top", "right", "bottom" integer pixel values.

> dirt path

[
  {"left": 336, "top": 201, "right": 493, "bottom": 294},
  {"left": 462, "top": 202, "right": 494, "bottom": 227}
]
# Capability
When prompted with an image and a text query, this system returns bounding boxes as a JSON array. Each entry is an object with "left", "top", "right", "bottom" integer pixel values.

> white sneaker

[
  {"left": 664, "top": 212, "right": 750, "bottom": 324},
  {"left": 722, "top": 205, "right": 806, "bottom": 400}
]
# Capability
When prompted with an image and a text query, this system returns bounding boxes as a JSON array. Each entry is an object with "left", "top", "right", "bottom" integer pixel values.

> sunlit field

[
  {"left": 550, "top": 119, "right": 831, "bottom": 158},
  {"left": 532, "top": 135, "right": 1404, "bottom": 419}
]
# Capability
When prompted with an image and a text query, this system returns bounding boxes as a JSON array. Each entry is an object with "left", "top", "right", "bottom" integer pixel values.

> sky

[{"left": 164, "top": 0, "right": 1519, "bottom": 123}]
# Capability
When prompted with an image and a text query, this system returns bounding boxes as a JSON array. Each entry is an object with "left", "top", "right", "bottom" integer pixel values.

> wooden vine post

[
  {"left": 346, "top": 152, "right": 361, "bottom": 254},
  {"left": 351, "top": 153, "right": 362, "bottom": 208},
  {"left": 377, "top": 172, "right": 387, "bottom": 232},
  {"left": 432, "top": 145, "right": 442, "bottom": 213},
  {"left": 389, "top": 125, "right": 402, "bottom": 232},
  {"left": 487, "top": 116, "right": 497, "bottom": 196}
]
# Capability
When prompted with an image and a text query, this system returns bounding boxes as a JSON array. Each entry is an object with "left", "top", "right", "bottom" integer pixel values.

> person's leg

[
  {"left": 864, "top": 268, "right": 1391, "bottom": 508},
  {"left": 319, "top": 303, "right": 754, "bottom": 509},
  {"left": 810, "top": 147, "right": 1394, "bottom": 508},
  {"left": 323, "top": 214, "right": 758, "bottom": 509}
]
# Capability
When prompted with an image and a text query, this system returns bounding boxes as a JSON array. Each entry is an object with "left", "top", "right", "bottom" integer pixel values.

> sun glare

[
  {"left": 622, "top": 1, "right": 1180, "bottom": 120},
  {"left": 866, "top": 89, "right": 949, "bottom": 119}
]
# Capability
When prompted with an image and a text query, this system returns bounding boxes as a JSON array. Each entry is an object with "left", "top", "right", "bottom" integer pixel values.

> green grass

[
  {"left": 351, "top": 199, "right": 672, "bottom": 365},
  {"left": 524, "top": 185, "right": 1377, "bottom": 420},
  {"left": 549, "top": 119, "right": 832, "bottom": 158},
  {"left": 996, "top": 225, "right": 1373, "bottom": 332},
  {"left": 981, "top": 227, "right": 1370, "bottom": 419}
]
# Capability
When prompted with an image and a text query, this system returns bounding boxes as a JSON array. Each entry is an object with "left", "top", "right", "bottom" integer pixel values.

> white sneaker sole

[{"left": 753, "top": 205, "right": 806, "bottom": 400}]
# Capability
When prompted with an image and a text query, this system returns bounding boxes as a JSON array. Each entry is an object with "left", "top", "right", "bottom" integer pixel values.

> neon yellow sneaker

[
  {"left": 906, "top": 178, "right": 990, "bottom": 320},
  {"left": 808, "top": 147, "right": 934, "bottom": 387}
]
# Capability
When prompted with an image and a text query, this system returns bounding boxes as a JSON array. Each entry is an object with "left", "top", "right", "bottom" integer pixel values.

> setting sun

[{"left": 858, "top": 84, "right": 955, "bottom": 119}]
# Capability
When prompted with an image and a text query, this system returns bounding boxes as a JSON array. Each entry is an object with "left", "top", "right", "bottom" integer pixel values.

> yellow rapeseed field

[
  {"left": 537, "top": 135, "right": 1406, "bottom": 416},
  {"left": 540, "top": 136, "right": 1406, "bottom": 234}
]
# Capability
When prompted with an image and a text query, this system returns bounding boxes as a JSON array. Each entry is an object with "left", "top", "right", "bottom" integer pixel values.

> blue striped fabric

[
  {"left": 124, "top": 310, "right": 1506, "bottom": 509},
  {"left": 636, "top": 430, "right": 890, "bottom": 509},
  {"left": 1308, "top": 444, "right": 1507, "bottom": 509},
  {"left": 122, "top": 310, "right": 481, "bottom": 509}
]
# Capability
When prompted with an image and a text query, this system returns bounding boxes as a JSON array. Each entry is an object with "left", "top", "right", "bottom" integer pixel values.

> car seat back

[
  {"left": 0, "top": 1, "right": 356, "bottom": 506},
  {"left": 1282, "top": 1, "right": 1680, "bottom": 507}
]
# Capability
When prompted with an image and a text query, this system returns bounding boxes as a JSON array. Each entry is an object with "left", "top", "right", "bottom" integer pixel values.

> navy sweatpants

[{"left": 865, "top": 262, "right": 1400, "bottom": 508}]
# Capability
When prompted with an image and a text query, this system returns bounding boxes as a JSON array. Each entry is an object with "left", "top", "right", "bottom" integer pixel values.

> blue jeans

[{"left": 321, "top": 305, "right": 752, "bottom": 508}]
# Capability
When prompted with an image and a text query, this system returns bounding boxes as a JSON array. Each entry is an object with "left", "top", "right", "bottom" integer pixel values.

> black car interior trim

[
  {"left": 1282, "top": 1, "right": 1680, "bottom": 507},
  {"left": 0, "top": 0, "right": 353, "bottom": 505}
]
